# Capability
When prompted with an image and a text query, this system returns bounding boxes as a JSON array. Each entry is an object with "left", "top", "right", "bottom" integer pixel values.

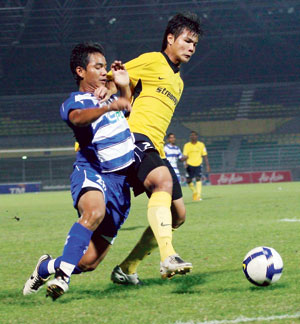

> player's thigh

[
  {"left": 135, "top": 149, "right": 173, "bottom": 193},
  {"left": 70, "top": 165, "right": 106, "bottom": 221},
  {"left": 77, "top": 190, "right": 105, "bottom": 215},
  {"left": 77, "top": 190, "right": 106, "bottom": 227},
  {"left": 195, "top": 165, "right": 203, "bottom": 181},
  {"left": 164, "top": 158, "right": 183, "bottom": 201},
  {"left": 171, "top": 197, "right": 186, "bottom": 228},
  {"left": 186, "top": 165, "right": 198, "bottom": 180},
  {"left": 144, "top": 165, "right": 173, "bottom": 193}
]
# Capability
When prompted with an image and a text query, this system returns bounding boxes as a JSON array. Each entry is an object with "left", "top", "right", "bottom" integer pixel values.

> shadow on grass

[
  {"left": 249, "top": 282, "right": 288, "bottom": 291},
  {"left": 119, "top": 225, "right": 145, "bottom": 231},
  {"left": 59, "top": 270, "right": 243, "bottom": 303},
  {"left": 2, "top": 270, "right": 288, "bottom": 306},
  {"left": 0, "top": 289, "right": 49, "bottom": 307}
]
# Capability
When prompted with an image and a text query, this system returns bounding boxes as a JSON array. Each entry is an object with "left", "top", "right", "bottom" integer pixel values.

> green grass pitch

[{"left": 1, "top": 182, "right": 300, "bottom": 324}]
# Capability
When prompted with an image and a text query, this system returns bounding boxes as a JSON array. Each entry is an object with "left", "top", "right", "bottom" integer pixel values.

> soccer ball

[{"left": 242, "top": 246, "right": 283, "bottom": 286}]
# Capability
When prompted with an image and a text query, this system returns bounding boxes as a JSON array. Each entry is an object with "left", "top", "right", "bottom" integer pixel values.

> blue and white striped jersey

[
  {"left": 60, "top": 92, "right": 134, "bottom": 173},
  {"left": 164, "top": 143, "right": 183, "bottom": 181}
]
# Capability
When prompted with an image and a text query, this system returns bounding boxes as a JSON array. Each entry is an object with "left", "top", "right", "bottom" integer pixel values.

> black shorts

[
  {"left": 129, "top": 133, "right": 182, "bottom": 200},
  {"left": 186, "top": 164, "right": 203, "bottom": 180}
]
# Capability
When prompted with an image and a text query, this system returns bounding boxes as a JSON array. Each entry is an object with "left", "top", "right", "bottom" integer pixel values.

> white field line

[
  {"left": 175, "top": 312, "right": 300, "bottom": 324},
  {"left": 279, "top": 218, "right": 300, "bottom": 222}
]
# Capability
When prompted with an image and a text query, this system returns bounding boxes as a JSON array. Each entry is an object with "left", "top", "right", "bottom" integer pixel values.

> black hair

[
  {"left": 161, "top": 12, "right": 202, "bottom": 51},
  {"left": 190, "top": 130, "right": 198, "bottom": 135},
  {"left": 167, "top": 132, "right": 175, "bottom": 138},
  {"left": 70, "top": 42, "right": 105, "bottom": 85}
]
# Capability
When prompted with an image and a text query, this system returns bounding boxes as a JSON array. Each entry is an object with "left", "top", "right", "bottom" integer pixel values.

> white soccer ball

[{"left": 242, "top": 246, "right": 283, "bottom": 286}]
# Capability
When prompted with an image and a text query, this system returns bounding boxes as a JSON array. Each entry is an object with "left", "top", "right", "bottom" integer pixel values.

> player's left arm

[
  {"left": 203, "top": 155, "right": 211, "bottom": 173},
  {"left": 180, "top": 153, "right": 188, "bottom": 162},
  {"left": 178, "top": 147, "right": 187, "bottom": 162},
  {"left": 111, "top": 60, "right": 132, "bottom": 101},
  {"left": 103, "top": 61, "right": 133, "bottom": 102}
]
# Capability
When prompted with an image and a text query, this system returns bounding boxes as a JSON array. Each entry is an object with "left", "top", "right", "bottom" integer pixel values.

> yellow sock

[
  {"left": 188, "top": 182, "right": 196, "bottom": 194},
  {"left": 147, "top": 191, "right": 176, "bottom": 261},
  {"left": 119, "top": 226, "right": 157, "bottom": 274},
  {"left": 196, "top": 180, "right": 202, "bottom": 198}
]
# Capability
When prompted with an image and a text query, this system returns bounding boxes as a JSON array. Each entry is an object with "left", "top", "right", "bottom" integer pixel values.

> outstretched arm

[{"left": 111, "top": 60, "right": 132, "bottom": 101}]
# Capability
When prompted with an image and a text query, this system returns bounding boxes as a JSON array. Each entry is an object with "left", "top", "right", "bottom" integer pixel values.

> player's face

[
  {"left": 190, "top": 133, "right": 198, "bottom": 142},
  {"left": 81, "top": 53, "right": 107, "bottom": 89},
  {"left": 168, "top": 135, "right": 176, "bottom": 144},
  {"left": 168, "top": 28, "right": 198, "bottom": 64}
]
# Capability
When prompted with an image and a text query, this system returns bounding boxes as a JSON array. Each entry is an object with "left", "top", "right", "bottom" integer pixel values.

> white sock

[{"left": 59, "top": 261, "right": 75, "bottom": 277}]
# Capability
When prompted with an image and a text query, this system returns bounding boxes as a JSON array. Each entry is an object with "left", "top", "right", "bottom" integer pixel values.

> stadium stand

[
  {"left": 1, "top": 83, "right": 300, "bottom": 184},
  {"left": 0, "top": 94, "right": 73, "bottom": 148},
  {"left": 175, "top": 82, "right": 300, "bottom": 122}
]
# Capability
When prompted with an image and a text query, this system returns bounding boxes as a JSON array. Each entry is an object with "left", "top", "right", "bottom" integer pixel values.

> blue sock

[
  {"left": 38, "top": 223, "right": 91, "bottom": 278},
  {"left": 39, "top": 256, "right": 83, "bottom": 278},
  {"left": 61, "top": 222, "right": 93, "bottom": 268},
  {"left": 38, "top": 258, "right": 51, "bottom": 278},
  {"left": 38, "top": 257, "right": 63, "bottom": 278},
  {"left": 72, "top": 266, "right": 83, "bottom": 274}
]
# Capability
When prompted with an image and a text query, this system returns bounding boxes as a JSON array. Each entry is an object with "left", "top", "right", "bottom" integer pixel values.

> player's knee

[
  {"left": 158, "top": 177, "right": 173, "bottom": 192},
  {"left": 79, "top": 208, "right": 105, "bottom": 231},
  {"left": 144, "top": 167, "right": 173, "bottom": 193}
]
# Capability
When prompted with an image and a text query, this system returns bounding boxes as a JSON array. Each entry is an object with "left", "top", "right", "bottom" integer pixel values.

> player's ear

[
  {"left": 76, "top": 66, "right": 85, "bottom": 79},
  {"left": 167, "top": 33, "right": 175, "bottom": 46}
]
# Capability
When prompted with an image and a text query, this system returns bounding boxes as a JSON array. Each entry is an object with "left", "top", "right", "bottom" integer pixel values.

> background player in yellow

[
  {"left": 183, "top": 131, "right": 211, "bottom": 201},
  {"left": 108, "top": 12, "right": 203, "bottom": 284}
]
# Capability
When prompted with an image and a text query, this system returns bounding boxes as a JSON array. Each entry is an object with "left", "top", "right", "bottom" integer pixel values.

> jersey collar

[{"left": 161, "top": 52, "right": 180, "bottom": 73}]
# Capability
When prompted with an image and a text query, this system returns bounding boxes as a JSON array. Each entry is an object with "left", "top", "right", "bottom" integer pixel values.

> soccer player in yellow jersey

[
  {"left": 183, "top": 131, "right": 211, "bottom": 201},
  {"left": 109, "top": 12, "right": 202, "bottom": 284}
]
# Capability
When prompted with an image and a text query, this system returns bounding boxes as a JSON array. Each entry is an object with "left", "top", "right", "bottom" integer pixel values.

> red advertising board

[{"left": 209, "top": 170, "right": 292, "bottom": 185}]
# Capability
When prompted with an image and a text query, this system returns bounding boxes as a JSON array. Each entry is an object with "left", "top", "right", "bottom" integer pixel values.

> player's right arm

[
  {"left": 69, "top": 98, "right": 131, "bottom": 127},
  {"left": 110, "top": 61, "right": 132, "bottom": 101},
  {"left": 106, "top": 53, "right": 151, "bottom": 97}
]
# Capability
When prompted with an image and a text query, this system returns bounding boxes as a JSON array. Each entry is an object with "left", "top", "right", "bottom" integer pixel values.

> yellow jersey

[
  {"left": 183, "top": 141, "right": 207, "bottom": 167},
  {"left": 125, "top": 52, "right": 184, "bottom": 158}
]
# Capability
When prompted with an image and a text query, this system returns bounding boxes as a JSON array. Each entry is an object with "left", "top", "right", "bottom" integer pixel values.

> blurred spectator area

[
  {"left": 176, "top": 82, "right": 300, "bottom": 121},
  {"left": 0, "top": 93, "right": 73, "bottom": 148},
  {"left": 0, "top": 82, "right": 299, "bottom": 182}
]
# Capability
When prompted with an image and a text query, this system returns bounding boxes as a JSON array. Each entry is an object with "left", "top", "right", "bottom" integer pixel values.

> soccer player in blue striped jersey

[
  {"left": 164, "top": 133, "right": 187, "bottom": 183},
  {"left": 23, "top": 42, "right": 136, "bottom": 299}
]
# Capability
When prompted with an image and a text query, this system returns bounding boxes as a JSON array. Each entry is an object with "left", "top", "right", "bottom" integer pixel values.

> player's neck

[
  {"left": 79, "top": 83, "right": 96, "bottom": 93},
  {"left": 163, "top": 50, "right": 181, "bottom": 67}
]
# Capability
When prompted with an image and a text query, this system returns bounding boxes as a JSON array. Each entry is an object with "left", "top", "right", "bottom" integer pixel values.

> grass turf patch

[{"left": 1, "top": 182, "right": 299, "bottom": 324}]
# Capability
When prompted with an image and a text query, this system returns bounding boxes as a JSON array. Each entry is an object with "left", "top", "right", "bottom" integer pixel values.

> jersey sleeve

[
  {"left": 202, "top": 144, "right": 208, "bottom": 156},
  {"left": 106, "top": 53, "right": 152, "bottom": 88},
  {"left": 124, "top": 53, "right": 153, "bottom": 88},
  {"left": 163, "top": 145, "right": 168, "bottom": 155},
  {"left": 60, "top": 94, "right": 98, "bottom": 122}
]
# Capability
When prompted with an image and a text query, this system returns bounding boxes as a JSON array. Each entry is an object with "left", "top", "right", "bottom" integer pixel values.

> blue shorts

[{"left": 70, "top": 164, "right": 131, "bottom": 244}]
